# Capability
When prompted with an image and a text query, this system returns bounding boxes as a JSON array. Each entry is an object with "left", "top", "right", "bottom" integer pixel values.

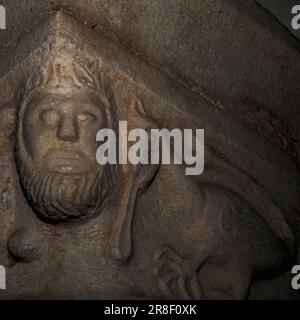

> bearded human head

[{"left": 15, "top": 62, "right": 116, "bottom": 223}]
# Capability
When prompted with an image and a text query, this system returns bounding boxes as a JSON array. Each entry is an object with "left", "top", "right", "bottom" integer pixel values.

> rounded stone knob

[{"left": 7, "top": 229, "right": 47, "bottom": 263}]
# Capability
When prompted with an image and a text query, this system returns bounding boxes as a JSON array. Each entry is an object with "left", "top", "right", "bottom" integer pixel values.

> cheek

[
  {"left": 79, "top": 124, "right": 101, "bottom": 160},
  {"left": 23, "top": 112, "right": 56, "bottom": 159}
]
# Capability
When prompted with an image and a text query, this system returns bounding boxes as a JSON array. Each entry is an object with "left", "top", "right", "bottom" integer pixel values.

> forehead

[{"left": 26, "top": 90, "right": 103, "bottom": 112}]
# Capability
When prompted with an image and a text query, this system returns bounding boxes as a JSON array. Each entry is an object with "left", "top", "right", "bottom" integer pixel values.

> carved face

[
  {"left": 16, "top": 89, "right": 113, "bottom": 223},
  {"left": 22, "top": 91, "right": 104, "bottom": 171}
]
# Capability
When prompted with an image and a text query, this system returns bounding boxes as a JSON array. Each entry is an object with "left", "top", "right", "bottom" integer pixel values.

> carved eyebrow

[
  {"left": 76, "top": 103, "right": 104, "bottom": 117},
  {"left": 33, "top": 102, "right": 57, "bottom": 111},
  {"left": 34, "top": 102, "right": 104, "bottom": 117}
]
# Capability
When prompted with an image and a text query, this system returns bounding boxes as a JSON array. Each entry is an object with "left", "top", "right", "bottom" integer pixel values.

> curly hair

[{"left": 17, "top": 60, "right": 118, "bottom": 131}]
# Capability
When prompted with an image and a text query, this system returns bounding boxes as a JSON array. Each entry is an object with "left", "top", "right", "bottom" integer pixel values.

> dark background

[{"left": 257, "top": 0, "right": 300, "bottom": 39}]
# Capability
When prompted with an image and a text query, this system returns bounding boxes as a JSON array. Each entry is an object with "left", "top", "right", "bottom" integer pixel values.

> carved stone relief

[{"left": 0, "top": 7, "right": 299, "bottom": 300}]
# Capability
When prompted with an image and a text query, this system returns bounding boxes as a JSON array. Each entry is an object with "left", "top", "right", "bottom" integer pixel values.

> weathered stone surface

[
  {"left": 1, "top": 0, "right": 300, "bottom": 156},
  {"left": 0, "top": 1, "right": 299, "bottom": 300}
]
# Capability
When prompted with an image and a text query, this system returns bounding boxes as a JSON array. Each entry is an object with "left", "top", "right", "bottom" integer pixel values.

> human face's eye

[
  {"left": 39, "top": 109, "right": 61, "bottom": 128},
  {"left": 77, "top": 112, "right": 97, "bottom": 123}
]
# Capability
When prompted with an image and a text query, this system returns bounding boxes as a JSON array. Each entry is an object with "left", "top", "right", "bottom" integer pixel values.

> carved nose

[{"left": 57, "top": 115, "right": 79, "bottom": 142}]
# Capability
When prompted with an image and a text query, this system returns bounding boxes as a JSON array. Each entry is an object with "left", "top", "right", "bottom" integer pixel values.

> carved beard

[{"left": 15, "top": 149, "right": 113, "bottom": 223}]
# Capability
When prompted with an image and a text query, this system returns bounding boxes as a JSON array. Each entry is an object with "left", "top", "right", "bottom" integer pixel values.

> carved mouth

[{"left": 46, "top": 150, "right": 92, "bottom": 173}]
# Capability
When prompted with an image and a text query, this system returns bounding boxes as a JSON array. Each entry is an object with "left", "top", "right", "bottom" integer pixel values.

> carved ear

[{"left": 0, "top": 101, "right": 16, "bottom": 138}]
